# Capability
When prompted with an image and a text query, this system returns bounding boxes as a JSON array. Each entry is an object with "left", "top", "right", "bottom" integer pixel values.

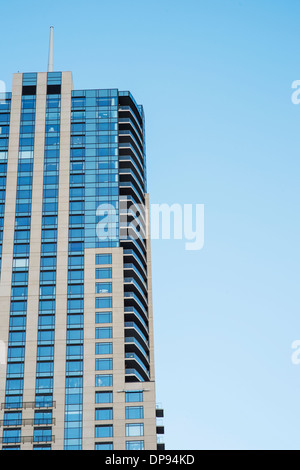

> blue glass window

[
  {"left": 95, "top": 254, "right": 112, "bottom": 265},
  {"left": 95, "top": 327, "right": 112, "bottom": 339},
  {"left": 34, "top": 411, "right": 52, "bottom": 425},
  {"left": 125, "top": 406, "right": 144, "bottom": 419},
  {"left": 95, "top": 408, "right": 113, "bottom": 421},
  {"left": 126, "top": 441, "right": 144, "bottom": 450},
  {"left": 125, "top": 423, "right": 144, "bottom": 437},
  {"left": 95, "top": 343, "right": 112, "bottom": 355},
  {"left": 95, "top": 312, "right": 112, "bottom": 324},
  {"left": 95, "top": 375, "right": 113, "bottom": 387},
  {"left": 96, "top": 282, "right": 112, "bottom": 294},
  {"left": 95, "top": 391, "right": 113, "bottom": 404},
  {"left": 33, "top": 427, "right": 52, "bottom": 443},
  {"left": 4, "top": 412, "right": 22, "bottom": 426},
  {"left": 3, "top": 428, "right": 21, "bottom": 444},
  {"left": 95, "top": 359, "right": 112, "bottom": 371},
  {"left": 95, "top": 425, "right": 113, "bottom": 438},
  {"left": 95, "top": 268, "right": 112, "bottom": 279},
  {"left": 95, "top": 297, "right": 112, "bottom": 309},
  {"left": 95, "top": 442, "right": 113, "bottom": 450},
  {"left": 125, "top": 391, "right": 143, "bottom": 403}
]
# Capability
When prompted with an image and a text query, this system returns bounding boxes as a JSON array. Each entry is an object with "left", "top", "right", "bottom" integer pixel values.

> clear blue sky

[{"left": 1, "top": 0, "right": 300, "bottom": 450}]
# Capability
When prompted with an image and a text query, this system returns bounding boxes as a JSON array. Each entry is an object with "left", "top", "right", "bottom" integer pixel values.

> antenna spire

[{"left": 48, "top": 26, "right": 54, "bottom": 72}]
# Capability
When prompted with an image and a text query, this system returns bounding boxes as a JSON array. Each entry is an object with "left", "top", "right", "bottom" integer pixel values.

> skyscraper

[{"left": 0, "top": 70, "right": 164, "bottom": 450}]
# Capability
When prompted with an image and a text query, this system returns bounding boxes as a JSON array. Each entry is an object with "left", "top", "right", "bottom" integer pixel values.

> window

[
  {"left": 36, "top": 361, "right": 53, "bottom": 377},
  {"left": 126, "top": 440, "right": 144, "bottom": 450},
  {"left": 33, "top": 427, "right": 52, "bottom": 443},
  {"left": 4, "top": 412, "right": 21, "bottom": 426},
  {"left": 41, "top": 257, "right": 56, "bottom": 268},
  {"left": 95, "top": 327, "right": 112, "bottom": 339},
  {"left": 33, "top": 445, "right": 51, "bottom": 450},
  {"left": 66, "top": 360, "right": 83, "bottom": 375},
  {"left": 10, "top": 301, "right": 27, "bottom": 314},
  {"left": 68, "top": 270, "right": 84, "bottom": 282},
  {"left": 67, "top": 299, "right": 84, "bottom": 312},
  {"left": 3, "top": 428, "right": 21, "bottom": 444},
  {"left": 5, "top": 395, "right": 22, "bottom": 409},
  {"left": 37, "top": 345, "right": 54, "bottom": 359},
  {"left": 126, "top": 406, "right": 144, "bottom": 420},
  {"left": 96, "top": 254, "right": 112, "bottom": 265},
  {"left": 38, "top": 315, "right": 55, "bottom": 329},
  {"left": 95, "top": 425, "right": 113, "bottom": 438},
  {"left": 36, "top": 378, "right": 53, "bottom": 392},
  {"left": 8, "top": 331, "right": 25, "bottom": 345},
  {"left": 12, "top": 272, "right": 28, "bottom": 285},
  {"left": 34, "top": 411, "right": 52, "bottom": 425},
  {"left": 96, "top": 268, "right": 112, "bottom": 279},
  {"left": 13, "top": 259, "right": 28, "bottom": 269},
  {"left": 95, "top": 442, "right": 113, "bottom": 450},
  {"left": 125, "top": 423, "right": 144, "bottom": 437},
  {"left": 2, "top": 446, "right": 21, "bottom": 450},
  {"left": 95, "top": 359, "right": 112, "bottom": 371},
  {"left": 37, "top": 330, "right": 54, "bottom": 344},
  {"left": 66, "top": 345, "right": 83, "bottom": 358},
  {"left": 11, "top": 286, "right": 27, "bottom": 299},
  {"left": 6, "top": 378, "right": 23, "bottom": 393},
  {"left": 68, "top": 284, "right": 84, "bottom": 296},
  {"left": 67, "top": 314, "right": 83, "bottom": 327},
  {"left": 95, "top": 297, "right": 112, "bottom": 309},
  {"left": 69, "top": 242, "right": 84, "bottom": 252},
  {"left": 7, "top": 347, "right": 24, "bottom": 361},
  {"left": 95, "top": 408, "right": 113, "bottom": 420},
  {"left": 95, "top": 312, "right": 112, "bottom": 324},
  {"left": 95, "top": 391, "right": 113, "bottom": 404},
  {"left": 68, "top": 255, "right": 84, "bottom": 267},
  {"left": 96, "top": 282, "right": 112, "bottom": 294},
  {"left": 39, "top": 285, "right": 55, "bottom": 297},
  {"left": 125, "top": 391, "right": 143, "bottom": 403},
  {"left": 39, "top": 300, "right": 55, "bottom": 312},
  {"left": 95, "top": 343, "right": 113, "bottom": 355},
  {"left": 95, "top": 375, "right": 113, "bottom": 387}
]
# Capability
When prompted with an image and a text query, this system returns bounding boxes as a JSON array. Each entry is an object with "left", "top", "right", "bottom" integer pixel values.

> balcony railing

[
  {"left": 0, "top": 435, "right": 55, "bottom": 444},
  {"left": 125, "top": 368, "right": 145, "bottom": 382},
  {"left": 0, "top": 418, "right": 56, "bottom": 427},
  {"left": 1, "top": 401, "right": 56, "bottom": 410}
]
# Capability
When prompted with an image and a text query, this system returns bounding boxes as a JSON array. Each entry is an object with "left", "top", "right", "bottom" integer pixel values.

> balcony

[
  {"left": 124, "top": 264, "right": 146, "bottom": 286},
  {"left": 125, "top": 352, "right": 150, "bottom": 381},
  {"left": 125, "top": 336, "right": 149, "bottom": 364},
  {"left": 119, "top": 130, "right": 144, "bottom": 156},
  {"left": 125, "top": 305, "right": 148, "bottom": 330},
  {"left": 124, "top": 291, "right": 148, "bottom": 317},
  {"left": 125, "top": 321, "right": 149, "bottom": 347},
  {"left": 125, "top": 368, "right": 145, "bottom": 383},
  {"left": 119, "top": 181, "right": 145, "bottom": 206},
  {"left": 119, "top": 118, "right": 143, "bottom": 145},
  {"left": 118, "top": 105, "right": 143, "bottom": 132},
  {"left": 119, "top": 143, "right": 144, "bottom": 175},
  {"left": 123, "top": 249, "right": 147, "bottom": 276},
  {"left": 124, "top": 277, "right": 148, "bottom": 305}
]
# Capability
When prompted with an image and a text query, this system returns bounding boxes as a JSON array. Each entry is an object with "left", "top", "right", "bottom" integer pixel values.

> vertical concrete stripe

[
  {"left": 52, "top": 71, "right": 73, "bottom": 450},
  {"left": 0, "top": 73, "right": 22, "bottom": 432}
]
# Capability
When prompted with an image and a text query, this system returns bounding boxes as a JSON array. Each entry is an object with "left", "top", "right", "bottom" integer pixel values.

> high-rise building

[{"left": 0, "top": 70, "right": 164, "bottom": 450}]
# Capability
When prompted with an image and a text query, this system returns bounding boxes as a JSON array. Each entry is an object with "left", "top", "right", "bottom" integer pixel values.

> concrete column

[{"left": 0, "top": 73, "right": 22, "bottom": 441}]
